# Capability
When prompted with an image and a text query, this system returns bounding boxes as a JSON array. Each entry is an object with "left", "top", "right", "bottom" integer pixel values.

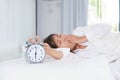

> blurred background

[{"left": 0, "top": 0, "right": 119, "bottom": 62}]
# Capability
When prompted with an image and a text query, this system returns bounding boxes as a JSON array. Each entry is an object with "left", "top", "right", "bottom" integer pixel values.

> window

[{"left": 88, "top": 0, "right": 119, "bottom": 32}]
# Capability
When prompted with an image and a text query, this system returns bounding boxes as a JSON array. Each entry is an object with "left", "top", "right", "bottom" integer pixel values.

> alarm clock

[{"left": 25, "top": 42, "right": 46, "bottom": 64}]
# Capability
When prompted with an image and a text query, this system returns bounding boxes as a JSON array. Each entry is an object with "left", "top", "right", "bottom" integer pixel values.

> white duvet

[
  {"left": 0, "top": 55, "right": 115, "bottom": 80},
  {"left": 72, "top": 23, "right": 120, "bottom": 61}
]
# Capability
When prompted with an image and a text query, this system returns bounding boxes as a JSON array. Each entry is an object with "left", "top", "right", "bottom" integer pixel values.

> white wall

[
  {"left": 37, "top": 0, "right": 62, "bottom": 40},
  {"left": 37, "top": 0, "right": 88, "bottom": 40},
  {"left": 0, "top": 0, "right": 35, "bottom": 62},
  {"left": 62, "top": 0, "right": 88, "bottom": 34}
]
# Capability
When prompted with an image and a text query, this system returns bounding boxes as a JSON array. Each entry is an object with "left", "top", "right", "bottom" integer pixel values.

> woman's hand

[
  {"left": 35, "top": 35, "right": 41, "bottom": 43},
  {"left": 67, "top": 35, "right": 88, "bottom": 44},
  {"left": 28, "top": 35, "right": 41, "bottom": 44}
]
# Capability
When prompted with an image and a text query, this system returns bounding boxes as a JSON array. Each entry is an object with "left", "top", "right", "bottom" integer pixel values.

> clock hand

[{"left": 35, "top": 49, "right": 37, "bottom": 59}]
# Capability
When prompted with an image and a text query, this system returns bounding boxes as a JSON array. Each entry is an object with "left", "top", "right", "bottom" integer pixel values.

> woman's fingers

[
  {"left": 28, "top": 35, "right": 41, "bottom": 44},
  {"left": 67, "top": 35, "right": 82, "bottom": 43},
  {"left": 35, "top": 35, "right": 41, "bottom": 43},
  {"left": 28, "top": 38, "right": 36, "bottom": 44},
  {"left": 67, "top": 35, "right": 77, "bottom": 43}
]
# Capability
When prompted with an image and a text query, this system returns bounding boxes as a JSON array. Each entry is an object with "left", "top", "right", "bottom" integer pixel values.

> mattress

[{"left": 0, "top": 55, "right": 115, "bottom": 80}]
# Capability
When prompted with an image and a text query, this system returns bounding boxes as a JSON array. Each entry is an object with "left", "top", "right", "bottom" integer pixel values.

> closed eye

[
  {"left": 56, "top": 34, "right": 61, "bottom": 46},
  {"left": 57, "top": 40, "right": 61, "bottom": 46},
  {"left": 57, "top": 34, "right": 61, "bottom": 38},
  {"left": 59, "top": 34, "right": 61, "bottom": 38}
]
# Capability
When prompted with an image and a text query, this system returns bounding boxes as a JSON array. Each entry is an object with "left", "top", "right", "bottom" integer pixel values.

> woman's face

[{"left": 53, "top": 34, "right": 76, "bottom": 49}]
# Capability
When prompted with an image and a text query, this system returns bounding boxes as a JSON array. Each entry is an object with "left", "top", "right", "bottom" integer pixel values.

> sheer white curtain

[
  {"left": 0, "top": 0, "right": 35, "bottom": 61},
  {"left": 62, "top": 0, "right": 88, "bottom": 34},
  {"left": 36, "top": 0, "right": 62, "bottom": 40},
  {"left": 36, "top": 0, "right": 88, "bottom": 40}
]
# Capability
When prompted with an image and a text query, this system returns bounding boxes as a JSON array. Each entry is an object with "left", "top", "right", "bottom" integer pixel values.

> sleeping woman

[{"left": 29, "top": 23, "right": 120, "bottom": 62}]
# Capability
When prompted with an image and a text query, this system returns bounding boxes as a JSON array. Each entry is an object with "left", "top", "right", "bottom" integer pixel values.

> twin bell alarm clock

[{"left": 25, "top": 42, "right": 46, "bottom": 64}]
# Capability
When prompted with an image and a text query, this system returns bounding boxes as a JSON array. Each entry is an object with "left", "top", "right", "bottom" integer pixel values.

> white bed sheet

[
  {"left": 0, "top": 55, "right": 115, "bottom": 80},
  {"left": 110, "top": 59, "right": 120, "bottom": 80}
]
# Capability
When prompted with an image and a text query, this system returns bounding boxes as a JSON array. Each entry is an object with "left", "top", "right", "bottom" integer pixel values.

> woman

[
  {"left": 28, "top": 34, "right": 87, "bottom": 60},
  {"left": 43, "top": 34, "right": 88, "bottom": 58},
  {"left": 29, "top": 23, "right": 120, "bottom": 61}
]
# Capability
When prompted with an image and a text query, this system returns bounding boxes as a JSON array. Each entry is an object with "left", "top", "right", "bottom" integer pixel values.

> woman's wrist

[{"left": 47, "top": 49, "right": 63, "bottom": 60}]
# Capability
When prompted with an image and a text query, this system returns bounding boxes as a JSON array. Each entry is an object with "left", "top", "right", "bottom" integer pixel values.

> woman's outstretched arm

[
  {"left": 43, "top": 43, "right": 63, "bottom": 60},
  {"left": 28, "top": 36, "right": 65, "bottom": 60}
]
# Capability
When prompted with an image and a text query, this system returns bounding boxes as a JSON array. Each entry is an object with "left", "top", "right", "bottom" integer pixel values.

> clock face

[{"left": 25, "top": 44, "right": 45, "bottom": 63}]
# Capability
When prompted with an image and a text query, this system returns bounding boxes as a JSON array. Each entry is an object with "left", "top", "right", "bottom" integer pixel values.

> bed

[
  {"left": 0, "top": 55, "right": 116, "bottom": 80},
  {"left": 110, "top": 59, "right": 120, "bottom": 80}
]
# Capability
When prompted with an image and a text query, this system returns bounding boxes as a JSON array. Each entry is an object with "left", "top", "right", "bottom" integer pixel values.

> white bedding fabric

[
  {"left": 110, "top": 59, "right": 120, "bottom": 80},
  {"left": 72, "top": 23, "right": 120, "bottom": 62},
  {"left": 0, "top": 55, "right": 115, "bottom": 80}
]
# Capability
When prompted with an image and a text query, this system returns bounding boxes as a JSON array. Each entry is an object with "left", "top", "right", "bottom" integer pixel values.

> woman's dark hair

[{"left": 43, "top": 34, "right": 58, "bottom": 48}]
